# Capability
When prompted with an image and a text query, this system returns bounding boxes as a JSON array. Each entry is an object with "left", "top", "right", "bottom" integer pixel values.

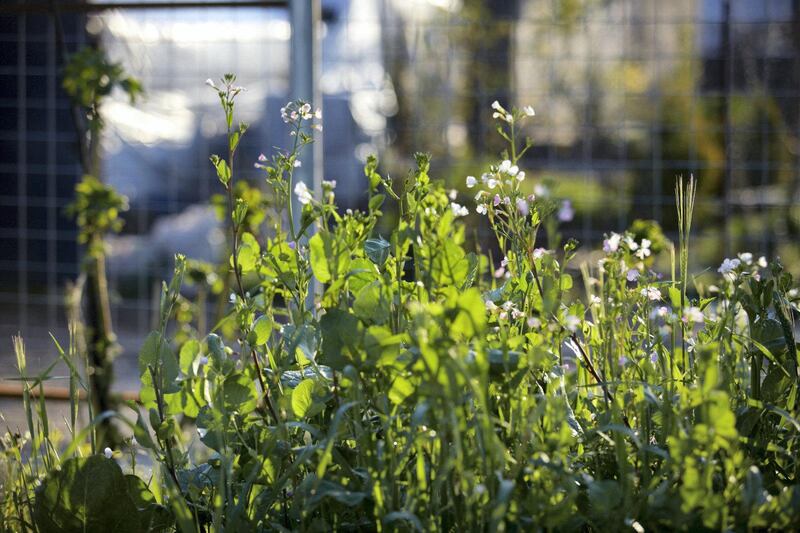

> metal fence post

[{"left": 290, "top": 0, "right": 322, "bottom": 304}]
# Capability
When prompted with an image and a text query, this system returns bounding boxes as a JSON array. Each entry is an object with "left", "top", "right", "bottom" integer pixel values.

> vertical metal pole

[
  {"left": 722, "top": 0, "right": 733, "bottom": 258},
  {"left": 290, "top": 0, "right": 321, "bottom": 306},
  {"left": 290, "top": 0, "right": 322, "bottom": 233}
]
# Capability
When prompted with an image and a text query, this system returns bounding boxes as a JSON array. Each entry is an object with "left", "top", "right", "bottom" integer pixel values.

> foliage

[{"left": 3, "top": 76, "right": 800, "bottom": 532}]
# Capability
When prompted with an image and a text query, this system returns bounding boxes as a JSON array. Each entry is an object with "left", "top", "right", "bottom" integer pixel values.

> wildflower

[
  {"left": 641, "top": 286, "right": 661, "bottom": 301},
  {"left": 516, "top": 198, "right": 529, "bottom": 216},
  {"left": 532, "top": 248, "right": 547, "bottom": 260},
  {"left": 475, "top": 483, "right": 487, "bottom": 496},
  {"left": 491, "top": 100, "right": 504, "bottom": 112},
  {"left": 757, "top": 256, "right": 767, "bottom": 268},
  {"left": 466, "top": 175, "right": 477, "bottom": 188},
  {"left": 590, "top": 295, "right": 602, "bottom": 306},
  {"left": 503, "top": 196, "right": 511, "bottom": 205},
  {"left": 650, "top": 351, "right": 659, "bottom": 364},
  {"left": 558, "top": 200, "right": 574, "bottom": 222},
  {"left": 104, "top": 447, "right": 113, "bottom": 459},
  {"left": 229, "top": 292, "right": 237, "bottom": 304},
  {"left": 618, "top": 355, "right": 628, "bottom": 366},
  {"left": 738, "top": 252, "right": 753, "bottom": 265},
  {"left": 507, "top": 165, "right": 519, "bottom": 177},
  {"left": 656, "top": 306, "right": 669, "bottom": 318},
  {"left": 625, "top": 236, "right": 639, "bottom": 251},
  {"left": 512, "top": 309, "right": 525, "bottom": 320},
  {"left": 527, "top": 193, "right": 536, "bottom": 202},
  {"left": 502, "top": 300, "right": 514, "bottom": 311},
  {"left": 523, "top": 105, "right": 535, "bottom": 117},
  {"left": 494, "top": 267, "right": 505, "bottom": 278},
  {"left": 450, "top": 202, "right": 469, "bottom": 217},
  {"left": 486, "top": 178, "right": 498, "bottom": 189},
  {"left": 626, "top": 269, "right": 640, "bottom": 282},
  {"left": 258, "top": 153, "right": 267, "bottom": 162},
  {"left": 322, "top": 179, "right": 337, "bottom": 189},
  {"left": 517, "top": 171, "right": 526, "bottom": 181},
  {"left": 499, "top": 311, "right": 508, "bottom": 320},
  {"left": 294, "top": 181, "right": 313, "bottom": 205},
  {"left": 288, "top": 241, "right": 296, "bottom": 249},
  {"left": 476, "top": 204, "right": 487, "bottom": 215},
  {"left": 498, "top": 160, "right": 512, "bottom": 174},
  {"left": 718, "top": 257, "right": 740, "bottom": 275},
  {"left": 635, "top": 239, "right": 651, "bottom": 260},
  {"left": 526, "top": 316, "right": 541, "bottom": 328},
  {"left": 501, "top": 256, "right": 509, "bottom": 267},
  {"left": 205, "top": 78, "right": 217, "bottom": 89},
  {"left": 448, "top": 189, "right": 458, "bottom": 200},
  {"left": 198, "top": 355, "right": 209, "bottom": 366},
  {"left": 293, "top": 160, "right": 302, "bottom": 168},
  {"left": 534, "top": 184, "right": 549, "bottom": 197},
  {"left": 682, "top": 306, "right": 704, "bottom": 324},
  {"left": 564, "top": 315, "right": 580, "bottom": 333},
  {"left": 485, "top": 300, "right": 498, "bottom": 312},
  {"left": 603, "top": 233, "right": 621, "bottom": 253},
  {"left": 493, "top": 194, "right": 501, "bottom": 206}
]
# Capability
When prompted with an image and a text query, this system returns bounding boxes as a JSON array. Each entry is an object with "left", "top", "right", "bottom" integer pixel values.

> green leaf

[
  {"left": 223, "top": 371, "right": 258, "bottom": 415},
  {"left": 292, "top": 379, "right": 315, "bottom": 418},
  {"left": 451, "top": 288, "right": 486, "bottom": 338},
  {"left": 250, "top": 315, "right": 272, "bottom": 346},
  {"left": 34, "top": 456, "right": 145, "bottom": 533},
  {"left": 319, "top": 309, "right": 361, "bottom": 370},
  {"left": 138, "top": 331, "right": 180, "bottom": 410},
  {"left": 309, "top": 231, "right": 354, "bottom": 283},
  {"left": 354, "top": 281, "right": 391, "bottom": 324},
  {"left": 388, "top": 375, "right": 414, "bottom": 405},
  {"left": 365, "top": 237, "right": 391, "bottom": 267}
]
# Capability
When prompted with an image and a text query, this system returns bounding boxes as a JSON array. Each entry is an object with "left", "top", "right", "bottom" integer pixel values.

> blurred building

[{"left": 1, "top": 0, "right": 799, "bottom": 374}]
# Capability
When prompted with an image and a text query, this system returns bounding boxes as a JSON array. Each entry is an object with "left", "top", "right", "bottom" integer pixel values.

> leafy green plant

[{"left": 3, "top": 75, "right": 800, "bottom": 532}]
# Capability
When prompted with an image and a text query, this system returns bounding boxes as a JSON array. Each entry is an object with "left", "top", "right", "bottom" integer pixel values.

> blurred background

[{"left": 1, "top": 0, "right": 799, "bottom": 387}]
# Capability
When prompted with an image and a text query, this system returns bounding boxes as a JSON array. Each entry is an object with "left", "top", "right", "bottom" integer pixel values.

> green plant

[
  {"left": 3, "top": 76, "right": 800, "bottom": 532},
  {"left": 60, "top": 46, "right": 141, "bottom": 441}
]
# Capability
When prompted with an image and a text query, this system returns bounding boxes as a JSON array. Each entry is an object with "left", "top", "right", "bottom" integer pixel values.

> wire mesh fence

[{"left": 1, "top": 0, "right": 799, "bottom": 381}]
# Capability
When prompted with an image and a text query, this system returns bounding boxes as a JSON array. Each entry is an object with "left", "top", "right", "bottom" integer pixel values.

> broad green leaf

[
  {"left": 250, "top": 315, "right": 272, "bottom": 346},
  {"left": 365, "top": 237, "right": 391, "bottom": 267},
  {"left": 292, "top": 379, "right": 315, "bottom": 418},
  {"left": 354, "top": 280, "right": 391, "bottom": 324},
  {"left": 34, "top": 456, "right": 145, "bottom": 533},
  {"left": 388, "top": 375, "right": 414, "bottom": 405}
]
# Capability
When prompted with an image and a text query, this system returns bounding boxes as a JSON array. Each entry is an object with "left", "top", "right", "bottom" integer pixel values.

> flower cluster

[
  {"left": 718, "top": 252, "right": 767, "bottom": 280},
  {"left": 280, "top": 100, "right": 322, "bottom": 131}
]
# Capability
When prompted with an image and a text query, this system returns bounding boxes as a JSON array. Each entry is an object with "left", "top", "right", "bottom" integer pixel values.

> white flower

[
  {"left": 635, "top": 240, "right": 651, "bottom": 260},
  {"left": 603, "top": 233, "right": 621, "bottom": 253},
  {"left": 294, "top": 181, "right": 313, "bottom": 205},
  {"left": 516, "top": 171, "right": 526, "bottom": 182},
  {"left": 476, "top": 204, "right": 487, "bottom": 215},
  {"left": 486, "top": 178, "right": 498, "bottom": 189},
  {"left": 507, "top": 165, "right": 519, "bottom": 177},
  {"left": 198, "top": 356, "right": 209, "bottom": 366},
  {"left": 532, "top": 248, "right": 547, "bottom": 260},
  {"left": 718, "top": 257, "right": 740, "bottom": 275},
  {"left": 683, "top": 306, "right": 704, "bottom": 324},
  {"left": 104, "top": 447, "right": 113, "bottom": 459},
  {"left": 534, "top": 184, "right": 549, "bottom": 197},
  {"left": 526, "top": 316, "right": 541, "bottom": 328},
  {"left": 450, "top": 202, "right": 468, "bottom": 217},
  {"left": 625, "top": 236, "right": 639, "bottom": 251},
  {"left": 293, "top": 160, "right": 302, "bottom": 168},
  {"left": 448, "top": 189, "right": 458, "bottom": 200},
  {"left": 502, "top": 300, "right": 514, "bottom": 311},
  {"left": 626, "top": 269, "right": 640, "bottom": 282},
  {"left": 738, "top": 252, "right": 753, "bottom": 265},
  {"left": 322, "top": 179, "right": 337, "bottom": 189},
  {"left": 516, "top": 198, "right": 529, "bottom": 216},
  {"left": 205, "top": 78, "right": 217, "bottom": 89},
  {"left": 485, "top": 300, "right": 498, "bottom": 312},
  {"left": 523, "top": 105, "right": 535, "bottom": 117},
  {"left": 505, "top": 113, "right": 514, "bottom": 122},
  {"left": 650, "top": 351, "right": 659, "bottom": 364},
  {"left": 757, "top": 256, "right": 767, "bottom": 268},
  {"left": 590, "top": 295, "right": 602, "bottom": 306},
  {"left": 656, "top": 306, "right": 669, "bottom": 318},
  {"left": 466, "top": 175, "right": 477, "bottom": 188},
  {"left": 258, "top": 153, "right": 267, "bottom": 162},
  {"left": 498, "top": 160, "right": 512, "bottom": 173},
  {"left": 491, "top": 100, "right": 503, "bottom": 112},
  {"left": 641, "top": 286, "right": 661, "bottom": 301},
  {"left": 512, "top": 309, "right": 525, "bottom": 320},
  {"left": 558, "top": 200, "right": 574, "bottom": 222},
  {"left": 564, "top": 315, "right": 581, "bottom": 333}
]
